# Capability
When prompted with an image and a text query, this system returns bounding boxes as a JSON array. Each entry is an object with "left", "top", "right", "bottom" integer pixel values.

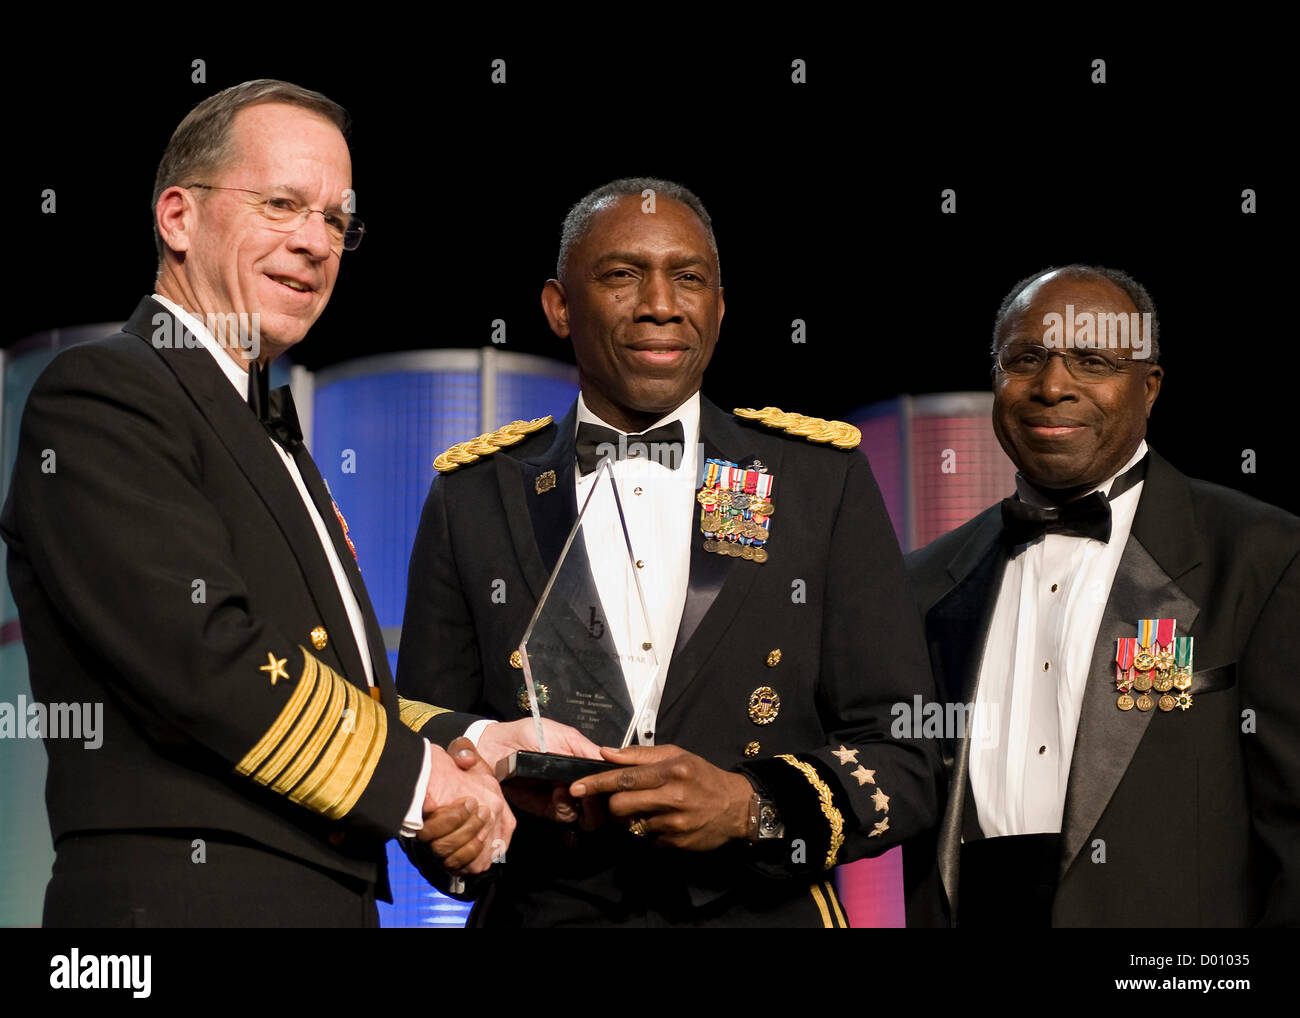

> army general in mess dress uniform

[{"left": 396, "top": 178, "right": 942, "bottom": 927}]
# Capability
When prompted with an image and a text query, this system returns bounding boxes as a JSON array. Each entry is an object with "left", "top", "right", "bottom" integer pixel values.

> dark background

[{"left": 9, "top": 34, "right": 1292, "bottom": 513}]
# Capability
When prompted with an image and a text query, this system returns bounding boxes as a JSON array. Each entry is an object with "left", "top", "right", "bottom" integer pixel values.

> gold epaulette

[
  {"left": 733, "top": 407, "right": 861, "bottom": 450},
  {"left": 433, "top": 416, "right": 554, "bottom": 473}
]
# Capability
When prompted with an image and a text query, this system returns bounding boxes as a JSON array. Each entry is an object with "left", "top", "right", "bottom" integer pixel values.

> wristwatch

[{"left": 747, "top": 794, "right": 785, "bottom": 842}]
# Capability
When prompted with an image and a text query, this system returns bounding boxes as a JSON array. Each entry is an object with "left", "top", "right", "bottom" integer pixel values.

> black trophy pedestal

[{"left": 495, "top": 750, "right": 620, "bottom": 786}]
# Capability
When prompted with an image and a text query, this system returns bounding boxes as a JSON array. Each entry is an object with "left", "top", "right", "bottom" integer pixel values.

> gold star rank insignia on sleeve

[
  {"left": 832, "top": 745, "right": 859, "bottom": 765},
  {"left": 850, "top": 765, "right": 876, "bottom": 787},
  {"left": 260, "top": 652, "right": 290, "bottom": 686},
  {"left": 872, "top": 787, "right": 890, "bottom": 812}
]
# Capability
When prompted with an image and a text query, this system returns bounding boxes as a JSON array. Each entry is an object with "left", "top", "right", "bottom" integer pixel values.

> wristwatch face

[{"left": 757, "top": 801, "right": 784, "bottom": 839}]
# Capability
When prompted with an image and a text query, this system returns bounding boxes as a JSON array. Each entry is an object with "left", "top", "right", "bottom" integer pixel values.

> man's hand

[
  {"left": 475, "top": 718, "right": 604, "bottom": 770},
  {"left": 476, "top": 719, "right": 603, "bottom": 822},
  {"left": 420, "top": 738, "right": 514, "bottom": 873},
  {"left": 419, "top": 798, "right": 490, "bottom": 874},
  {"left": 569, "top": 745, "right": 754, "bottom": 851}
]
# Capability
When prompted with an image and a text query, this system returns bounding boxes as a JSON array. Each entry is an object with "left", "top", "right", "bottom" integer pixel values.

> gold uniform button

[
  {"left": 766, "top": 649, "right": 781, "bottom": 667},
  {"left": 509, "top": 650, "right": 523, "bottom": 669},
  {"left": 744, "top": 741, "right": 761, "bottom": 757},
  {"left": 634, "top": 487, "right": 643, "bottom": 496},
  {"left": 310, "top": 626, "right": 328, "bottom": 650},
  {"left": 636, "top": 560, "right": 645, "bottom": 569}
]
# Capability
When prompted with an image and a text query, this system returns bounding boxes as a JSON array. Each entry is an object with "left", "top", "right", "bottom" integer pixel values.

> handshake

[
  {"left": 416, "top": 718, "right": 604, "bottom": 874},
  {"left": 417, "top": 715, "right": 762, "bottom": 875}
]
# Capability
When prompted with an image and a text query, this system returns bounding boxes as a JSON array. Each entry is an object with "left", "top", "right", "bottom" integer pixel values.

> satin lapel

[
  {"left": 928, "top": 511, "right": 1007, "bottom": 919},
  {"left": 124, "top": 300, "right": 371, "bottom": 691},
  {"left": 1058, "top": 453, "right": 1201, "bottom": 878},
  {"left": 659, "top": 400, "right": 774, "bottom": 717},
  {"left": 499, "top": 404, "right": 578, "bottom": 604},
  {"left": 288, "top": 445, "right": 396, "bottom": 693}
]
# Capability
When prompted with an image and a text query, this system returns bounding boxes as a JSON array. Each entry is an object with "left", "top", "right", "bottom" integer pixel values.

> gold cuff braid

[
  {"left": 776, "top": 753, "right": 845, "bottom": 869},
  {"left": 236, "top": 648, "right": 388, "bottom": 820},
  {"left": 398, "top": 697, "right": 452, "bottom": 733}
]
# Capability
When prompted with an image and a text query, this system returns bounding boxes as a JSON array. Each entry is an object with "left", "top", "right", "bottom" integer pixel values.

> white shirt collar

[
  {"left": 151, "top": 293, "right": 253, "bottom": 401},
  {"left": 1016, "top": 439, "right": 1149, "bottom": 508}
]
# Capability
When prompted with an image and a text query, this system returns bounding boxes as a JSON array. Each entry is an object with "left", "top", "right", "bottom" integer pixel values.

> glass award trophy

[{"left": 496, "top": 458, "right": 665, "bottom": 785}]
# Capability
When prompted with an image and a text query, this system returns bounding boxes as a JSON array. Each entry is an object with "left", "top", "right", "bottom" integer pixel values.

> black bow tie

[
  {"left": 575, "top": 420, "right": 685, "bottom": 475},
  {"left": 247, "top": 362, "right": 303, "bottom": 451},
  {"left": 1000, "top": 454, "right": 1149, "bottom": 548}
]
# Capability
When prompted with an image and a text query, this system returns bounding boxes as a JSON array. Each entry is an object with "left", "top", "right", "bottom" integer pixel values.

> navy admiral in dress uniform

[
  {"left": 904, "top": 266, "right": 1300, "bottom": 927},
  {"left": 397, "top": 177, "right": 942, "bottom": 927},
  {"left": 1, "top": 80, "right": 511, "bottom": 927}
]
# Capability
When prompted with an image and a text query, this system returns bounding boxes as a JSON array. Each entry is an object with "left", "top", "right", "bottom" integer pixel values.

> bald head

[{"left": 992, "top": 264, "right": 1160, "bottom": 364}]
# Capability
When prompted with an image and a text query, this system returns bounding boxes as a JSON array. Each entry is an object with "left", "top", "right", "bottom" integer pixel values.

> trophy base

[{"left": 495, "top": 751, "right": 620, "bottom": 786}]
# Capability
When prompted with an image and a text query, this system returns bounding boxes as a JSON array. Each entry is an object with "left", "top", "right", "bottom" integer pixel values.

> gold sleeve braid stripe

[
  {"left": 399, "top": 697, "right": 452, "bottom": 733},
  {"left": 270, "top": 671, "right": 347, "bottom": 795},
  {"left": 733, "top": 407, "right": 862, "bottom": 450},
  {"left": 235, "top": 648, "right": 388, "bottom": 820},
  {"left": 809, "top": 882, "right": 834, "bottom": 927},
  {"left": 824, "top": 879, "right": 849, "bottom": 928},
  {"left": 777, "top": 753, "right": 846, "bottom": 869},
  {"left": 434, "top": 417, "right": 553, "bottom": 473},
  {"left": 809, "top": 880, "right": 848, "bottom": 928}
]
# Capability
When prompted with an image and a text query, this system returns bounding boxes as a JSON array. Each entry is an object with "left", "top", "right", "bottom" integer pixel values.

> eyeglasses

[
  {"left": 187, "top": 184, "right": 365, "bottom": 251},
  {"left": 995, "top": 343, "right": 1151, "bottom": 381}
]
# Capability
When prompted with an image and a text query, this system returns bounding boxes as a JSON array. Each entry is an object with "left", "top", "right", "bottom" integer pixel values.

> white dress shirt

[
  {"left": 153, "top": 294, "right": 430, "bottom": 835},
  {"left": 573, "top": 392, "right": 700, "bottom": 745},
  {"left": 969, "top": 440, "right": 1148, "bottom": 837}
]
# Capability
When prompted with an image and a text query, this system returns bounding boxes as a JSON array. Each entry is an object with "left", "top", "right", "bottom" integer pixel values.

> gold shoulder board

[
  {"left": 733, "top": 407, "right": 861, "bottom": 450},
  {"left": 434, "top": 416, "right": 554, "bottom": 473}
]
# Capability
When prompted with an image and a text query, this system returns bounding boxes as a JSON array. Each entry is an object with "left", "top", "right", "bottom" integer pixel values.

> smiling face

[
  {"left": 541, "top": 195, "right": 725, "bottom": 432},
  {"left": 157, "top": 102, "right": 351, "bottom": 364},
  {"left": 992, "top": 272, "right": 1163, "bottom": 494}
]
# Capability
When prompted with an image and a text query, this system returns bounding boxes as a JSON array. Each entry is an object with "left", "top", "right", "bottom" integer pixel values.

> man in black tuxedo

[
  {"left": 397, "top": 177, "right": 941, "bottom": 926},
  {"left": 904, "top": 265, "right": 1300, "bottom": 927},
  {"left": 2, "top": 79, "right": 511, "bottom": 926}
]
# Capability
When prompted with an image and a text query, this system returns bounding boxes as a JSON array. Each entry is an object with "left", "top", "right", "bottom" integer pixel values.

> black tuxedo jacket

[
  {"left": 1, "top": 297, "right": 431, "bottom": 912},
  {"left": 397, "top": 396, "right": 941, "bottom": 926},
  {"left": 904, "top": 449, "right": 1300, "bottom": 926}
]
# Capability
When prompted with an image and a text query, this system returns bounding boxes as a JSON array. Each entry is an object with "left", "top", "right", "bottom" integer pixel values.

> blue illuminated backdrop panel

[{"left": 311, "top": 349, "right": 577, "bottom": 928}]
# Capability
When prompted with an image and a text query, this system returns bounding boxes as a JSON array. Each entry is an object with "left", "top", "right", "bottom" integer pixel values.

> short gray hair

[
  {"left": 151, "top": 79, "right": 350, "bottom": 265},
  {"left": 991, "top": 264, "right": 1161, "bottom": 363},
  {"left": 556, "top": 177, "right": 719, "bottom": 282}
]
